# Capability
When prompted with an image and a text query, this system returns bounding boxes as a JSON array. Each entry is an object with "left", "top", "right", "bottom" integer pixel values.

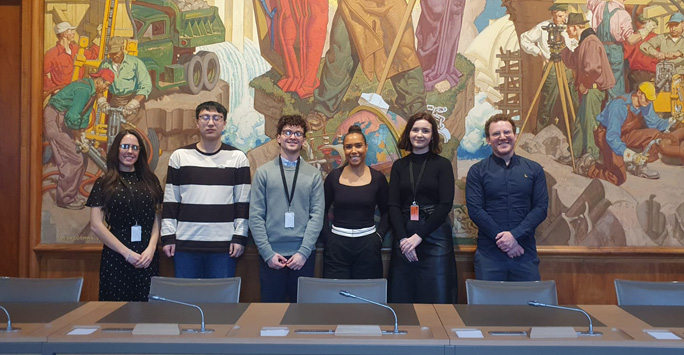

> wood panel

[
  {"left": 0, "top": 0, "right": 22, "bottom": 277},
  {"left": 35, "top": 244, "right": 684, "bottom": 304}
]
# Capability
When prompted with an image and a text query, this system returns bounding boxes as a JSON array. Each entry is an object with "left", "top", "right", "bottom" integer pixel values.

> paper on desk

[
  {"left": 67, "top": 327, "right": 99, "bottom": 335},
  {"left": 453, "top": 328, "right": 484, "bottom": 338},
  {"left": 261, "top": 327, "right": 289, "bottom": 336},
  {"left": 645, "top": 330, "right": 681, "bottom": 340}
]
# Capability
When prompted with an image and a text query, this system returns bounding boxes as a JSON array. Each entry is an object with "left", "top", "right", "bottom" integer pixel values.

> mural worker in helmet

[
  {"left": 97, "top": 37, "right": 152, "bottom": 134},
  {"left": 585, "top": 82, "right": 684, "bottom": 185}
]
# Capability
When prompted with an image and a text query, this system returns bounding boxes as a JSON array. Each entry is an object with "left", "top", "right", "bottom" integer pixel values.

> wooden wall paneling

[
  {"left": 25, "top": 0, "right": 45, "bottom": 278},
  {"left": 0, "top": 0, "right": 22, "bottom": 277}
]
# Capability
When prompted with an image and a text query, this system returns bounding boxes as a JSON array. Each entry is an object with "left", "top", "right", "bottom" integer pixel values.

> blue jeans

[
  {"left": 259, "top": 253, "right": 315, "bottom": 302},
  {"left": 474, "top": 249, "right": 540, "bottom": 281},
  {"left": 173, "top": 251, "right": 237, "bottom": 278}
]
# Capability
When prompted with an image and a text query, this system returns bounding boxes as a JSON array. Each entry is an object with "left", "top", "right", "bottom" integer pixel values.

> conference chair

[
  {"left": 614, "top": 279, "right": 684, "bottom": 306},
  {"left": 0, "top": 277, "right": 83, "bottom": 302},
  {"left": 297, "top": 277, "right": 387, "bottom": 303},
  {"left": 149, "top": 276, "right": 241, "bottom": 303},
  {"left": 466, "top": 279, "right": 558, "bottom": 305}
]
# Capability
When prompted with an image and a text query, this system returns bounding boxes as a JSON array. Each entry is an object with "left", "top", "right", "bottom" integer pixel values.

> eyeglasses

[
  {"left": 281, "top": 130, "right": 304, "bottom": 138},
  {"left": 490, "top": 130, "right": 514, "bottom": 138},
  {"left": 120, "top": 144, "right": 140, "bottom": 151},
  {"left": 198, "top": 114, "right": 224, "bottom": 122}
]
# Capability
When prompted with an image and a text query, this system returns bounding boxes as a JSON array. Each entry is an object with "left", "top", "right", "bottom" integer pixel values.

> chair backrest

[
  {"left": 297, "top": 277, "right": 387, "bottom": 304},
  {"left": 0, "top": 277, "right": 83, "bottom": 302},
  {"left": 615, "top": 279, "right": 684, "bottom": 306},
  {"left": 466, "top": 279, "right": 558, "bottom": 305},
  {"left": 149, "top": 276, "right": 241, "bottom": 303}
]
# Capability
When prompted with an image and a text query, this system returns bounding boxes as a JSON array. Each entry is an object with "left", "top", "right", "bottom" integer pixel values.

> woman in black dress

[
  {"left": 388, "top": 112, "right": 457, "bottom": 303},
  {"left": 87, "top": 130, "right": 163, "bottom": 301},
  {"left": 323, "top": 125, "right": 389, "bottom": 279}
]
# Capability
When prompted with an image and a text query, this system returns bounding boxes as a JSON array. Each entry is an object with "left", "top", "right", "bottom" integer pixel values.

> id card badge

[
  {"left": 284, "top": 211, "right": 295, "bottom": 228},
  {"left": 131, "top": 225, "right": 142, "bottom": 242},
  {"left": 410, "top": 202, "right": 419, "bottom": 221}
]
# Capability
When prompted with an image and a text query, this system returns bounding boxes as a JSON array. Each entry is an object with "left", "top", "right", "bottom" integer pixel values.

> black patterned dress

[{"left": 86, "top": 171, "right": 160, "bottom": 301}]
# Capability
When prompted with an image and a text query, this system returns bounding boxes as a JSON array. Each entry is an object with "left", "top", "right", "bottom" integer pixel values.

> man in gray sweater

[{"left": 249, "top": 115, "right": 324, "bottom": 302}]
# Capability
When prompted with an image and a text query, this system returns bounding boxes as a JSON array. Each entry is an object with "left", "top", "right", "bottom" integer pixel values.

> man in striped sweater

[{"left": 161, "top": 101, "right": 250, "bottom": 278}]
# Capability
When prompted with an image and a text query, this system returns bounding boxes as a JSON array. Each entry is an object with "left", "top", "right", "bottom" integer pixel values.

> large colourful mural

[{"left": 41, "top": 0, "right": 684, "bottom": 249}]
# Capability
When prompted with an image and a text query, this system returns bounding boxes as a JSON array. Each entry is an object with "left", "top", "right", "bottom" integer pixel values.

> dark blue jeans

[
  {"left": 474, "top": 249, "right": 540, "bottom": 281},
  {"left": 259, "top": 253, "right": 315, "bottom": 302},
  {"left": 173, "top": 251, "right": 237, "bottom": 278}
]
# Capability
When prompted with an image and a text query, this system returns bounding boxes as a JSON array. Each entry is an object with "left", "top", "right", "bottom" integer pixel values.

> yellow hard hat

[{"left": 638, "top": 82, "right": 656, "bottom": 101}]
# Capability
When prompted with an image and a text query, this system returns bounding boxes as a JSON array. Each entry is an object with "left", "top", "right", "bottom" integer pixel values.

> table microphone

[
  {"left": 527, "top": 301, "right": 602, "bottom": 336},
  {"left": 339, "top": 290, "right": 407, "bottom": 334},
  {"left": 148, "top": 295, "right": 213, "bottom": 333},
  {"left": 0, "top": 305, "right": 20, "bottom": 332}
]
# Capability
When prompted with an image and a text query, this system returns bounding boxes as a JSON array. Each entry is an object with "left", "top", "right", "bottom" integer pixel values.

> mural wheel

[
  {"left": 181, "top": 54, "right": 203, "bottom": 95},
  {"left": 198, "top": 51, "right": 221, "bottom": 91},
  {"left": 146, "top": 128, "right": 160, "bottom": 171}
]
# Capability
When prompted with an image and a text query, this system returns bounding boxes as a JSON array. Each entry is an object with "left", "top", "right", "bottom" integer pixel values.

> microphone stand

[
  {"left": 148, "top": 295, "right": 213, "bottom": 333},
  {"left": 528, "top": 301, "right": 602, "bottom": 336},
  {"left": 339, "top": 290, "right": 407, "bottom": 334},
  {"left": 0, "top": 305, "right": 20, "bottom": 332}
]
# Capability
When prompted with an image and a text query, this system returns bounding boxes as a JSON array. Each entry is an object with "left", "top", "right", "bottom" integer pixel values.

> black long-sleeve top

[
  {"left": 465, "top": 154, "right": 548, "bottom": 258},
  {"left": 388, "top": 152, "right": 455, "bottom": 240},
  {"left": 323, "top": 166, "right": 390, "bottom": 237}
]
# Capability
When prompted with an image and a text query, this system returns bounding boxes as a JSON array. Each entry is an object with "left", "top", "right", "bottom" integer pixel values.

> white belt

[{"left": 331, "top": 225, "right": 376, "bottom": 238}]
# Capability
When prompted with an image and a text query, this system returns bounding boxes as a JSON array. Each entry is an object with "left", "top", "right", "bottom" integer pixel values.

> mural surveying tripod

[{"left": 517, "top": 23, "right": 578, "bottom": 170}]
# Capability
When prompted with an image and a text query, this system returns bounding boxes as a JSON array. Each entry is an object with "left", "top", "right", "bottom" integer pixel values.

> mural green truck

[{"left": 132, "top": 0, "right": 225, "bottom": 94}]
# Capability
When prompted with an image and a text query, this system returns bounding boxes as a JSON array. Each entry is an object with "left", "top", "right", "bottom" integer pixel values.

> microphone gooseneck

[
  {"left": 148, "top": 295, "right": 213, "bottom": 333},
  {"left": 339, "top": 290, "right": 407, "bottom": 334},
  {"left": 528, "top": 300, "right": 601, "bottom": 336},
  {"left": 0, "top": 305, "right": 20, "bottom": 332}
]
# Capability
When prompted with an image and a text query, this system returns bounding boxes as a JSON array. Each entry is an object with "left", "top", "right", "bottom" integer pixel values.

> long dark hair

[
  {"left": 100, "top": 130, "right": 163, "bottom": 213},
  {"left": 397, "top": 112, "right": 442, "bottom": 154}
]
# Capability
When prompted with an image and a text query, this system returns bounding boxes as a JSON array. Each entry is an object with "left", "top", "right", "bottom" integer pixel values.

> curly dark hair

[
  {"left": 100, "top": 130, "right": 163, "bottom": 215},
  {"left": 484, "top": 113, "right": 517, "bottom": 137},
  {"left": 397, "top": 112, "right": 441, "bottom": 154},
  {"left": 277, "top": 114, "right": 308, "bottom": 136}
]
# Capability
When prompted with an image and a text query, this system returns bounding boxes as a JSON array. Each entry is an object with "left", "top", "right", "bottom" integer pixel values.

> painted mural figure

[
  {"left": 415, "top": 0, "right": 465, "bottom": 93},
  {"left": 640, "top": 13, "right": 684, "bottom": 75},
  {"left": 272, "top": 0, "right": 328, "bottom": 99},
  {"left": 97, "top": 37, "right": 152, "bottom": 134},
  {"left": 624, "top": 15, "right": 658, "bottom": 92},
  {"left": 559, "top": 12, "right": 615, "bottom": 171},
  {"left": 466, "top": 114, "right": 548, "bottom": 282},
  {"left": 587, "top": 0, "right": 655, "bottom": 100},
  {"left": 44, "top": 69, "right": 114, "bottom": 210},
  {"left": 519, "top": 3, "right": 579, "bottom": 130},
  {"left": 586, "top": 82, "right": 684, "bottom": 185},
  {"left": 44, "top": 21, "right": 100, "bottom": 95},
  {"left": 306, "top": 0, "right": 426, "bottom": 131}
]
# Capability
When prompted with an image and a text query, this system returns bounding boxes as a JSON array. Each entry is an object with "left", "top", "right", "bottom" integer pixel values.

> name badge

[
  {"left": 131, "top": 225, "right": 142, "bottom": 242},
  {"left": 410, "top": 203, "right": 419, "bottom": 221},
  {"left": 285, "top": 211, "right": 295, "bottom": 228}
]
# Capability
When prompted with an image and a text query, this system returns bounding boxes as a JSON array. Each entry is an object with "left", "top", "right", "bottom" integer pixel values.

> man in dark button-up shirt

[{"left": 466, "top": 113, "right": 549, "bottom": 281}]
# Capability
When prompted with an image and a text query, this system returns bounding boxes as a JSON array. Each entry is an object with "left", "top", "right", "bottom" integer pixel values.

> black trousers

[{"left": 323, "top": 232, "right": 383, "bottom": 279}]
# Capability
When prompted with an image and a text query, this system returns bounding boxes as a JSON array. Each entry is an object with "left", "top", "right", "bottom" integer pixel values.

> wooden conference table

[{"left": 2, "top": 302, "right": 684, "bottom": 354}]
